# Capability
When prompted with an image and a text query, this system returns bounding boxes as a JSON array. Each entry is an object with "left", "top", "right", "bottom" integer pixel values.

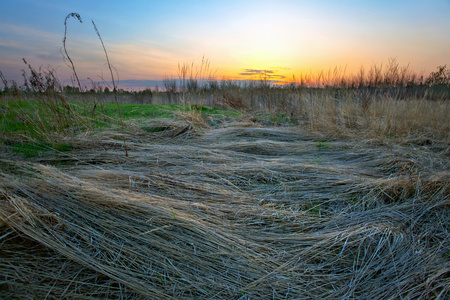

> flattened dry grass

[{"left": 1, "top": 119, "right": 449, "bottom": 299}]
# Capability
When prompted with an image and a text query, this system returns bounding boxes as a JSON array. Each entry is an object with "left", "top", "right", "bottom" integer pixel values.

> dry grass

[
  {"left": 239, "top": 93, "right": 449, "bottom": 142},
  {"left": 1, "top": 119, "right": 449, "bottom": 299}
]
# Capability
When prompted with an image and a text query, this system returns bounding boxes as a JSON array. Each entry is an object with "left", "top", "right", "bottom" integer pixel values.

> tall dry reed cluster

[
  {"left": 0, "top": 60, "right": 84, "bottom": 151},
  {"left": 151, "top": 59, "right": 449, "bottom": 141}
]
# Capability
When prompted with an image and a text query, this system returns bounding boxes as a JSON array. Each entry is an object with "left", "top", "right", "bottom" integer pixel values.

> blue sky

[{"left": 1, "top": 0, "right": 449, "bottom": 88}]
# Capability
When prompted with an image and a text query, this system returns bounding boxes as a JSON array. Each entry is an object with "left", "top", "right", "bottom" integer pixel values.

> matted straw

[{"left": 1, "top": 119, "right": 449, "bottom": 299}]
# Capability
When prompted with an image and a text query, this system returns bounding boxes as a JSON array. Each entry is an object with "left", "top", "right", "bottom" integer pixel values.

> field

[{"left": 1, "top": 93, "right": 449, "bottom": 299}]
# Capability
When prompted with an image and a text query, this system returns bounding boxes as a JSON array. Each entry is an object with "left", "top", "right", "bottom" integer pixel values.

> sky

[{"left": 1, "top": 0, "right": 450, "bottom": 89}]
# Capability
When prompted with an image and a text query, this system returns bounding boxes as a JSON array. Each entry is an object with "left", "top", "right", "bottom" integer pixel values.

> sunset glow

[{"left": 1, "top": 0, "right": 449, "bottom": 89}]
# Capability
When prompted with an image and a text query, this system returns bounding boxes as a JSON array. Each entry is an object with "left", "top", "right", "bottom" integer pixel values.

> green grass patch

[
  {"left": 2, "top": 100, "right": 239, "bottom": 134},
  {"left": 101, "top": 103, "right": 239, "bottom": 120},
  {"left": 316, "top": 141, "right": 331, "bottom": 149},
  {"left": 1, "top": 99, "right": 84, "bottom": 135},
  {"left": 1, "top": 100, "right": 239, "bottom": 157},
  {"left": 102, "top": 103, "right": 181, "bottom": 120}
]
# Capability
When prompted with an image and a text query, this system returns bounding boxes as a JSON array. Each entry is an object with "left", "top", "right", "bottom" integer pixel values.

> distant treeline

[{"left": 1, "top": 60, "right": 449, "bottom": 101}]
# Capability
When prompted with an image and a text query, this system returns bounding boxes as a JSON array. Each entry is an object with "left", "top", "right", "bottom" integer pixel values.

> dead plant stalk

[{"left": 92, "top": 20, "right": 128, "bottom": 157}]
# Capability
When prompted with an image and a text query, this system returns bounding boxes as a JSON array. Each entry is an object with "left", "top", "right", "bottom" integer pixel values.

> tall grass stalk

[
  {"left": 92, "top": 20, "right": 128, "bottom": 157},
  {"left": 62, "top": 13, "right": 91, "bottom": 129},
  {"left": 62, "top": 13, "right": 83, "bottom": 92}
]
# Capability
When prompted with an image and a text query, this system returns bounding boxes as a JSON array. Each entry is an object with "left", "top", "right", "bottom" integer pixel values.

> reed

[{"left": 92, "top": 20, "right": 128, "bottom": 157}]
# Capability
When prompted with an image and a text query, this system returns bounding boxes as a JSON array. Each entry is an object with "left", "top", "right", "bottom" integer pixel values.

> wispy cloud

[
  {"left": 239, "top": 69, "right": 286, "bottom": 80},
  {"left": 240, "top": 69, "right": 274, "bottom": 76}
]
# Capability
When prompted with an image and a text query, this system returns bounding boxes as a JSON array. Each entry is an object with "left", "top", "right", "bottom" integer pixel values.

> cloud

[
  {"left": 35, "top": 52, "right": 63, "bottom": 62},
  {"left": 240, "top": 69, "right": 276, "bottom": 76},
  {"left": 239, "top": 69, "right": 286, "bottom": 80}
]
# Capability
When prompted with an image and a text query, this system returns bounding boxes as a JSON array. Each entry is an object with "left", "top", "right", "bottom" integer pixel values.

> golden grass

[
  {"left": 293, "top": 95, "right": 450, "bottom": 141},
  {"left": 1, "top": 119, "right": 449, "bottom": 299}
]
